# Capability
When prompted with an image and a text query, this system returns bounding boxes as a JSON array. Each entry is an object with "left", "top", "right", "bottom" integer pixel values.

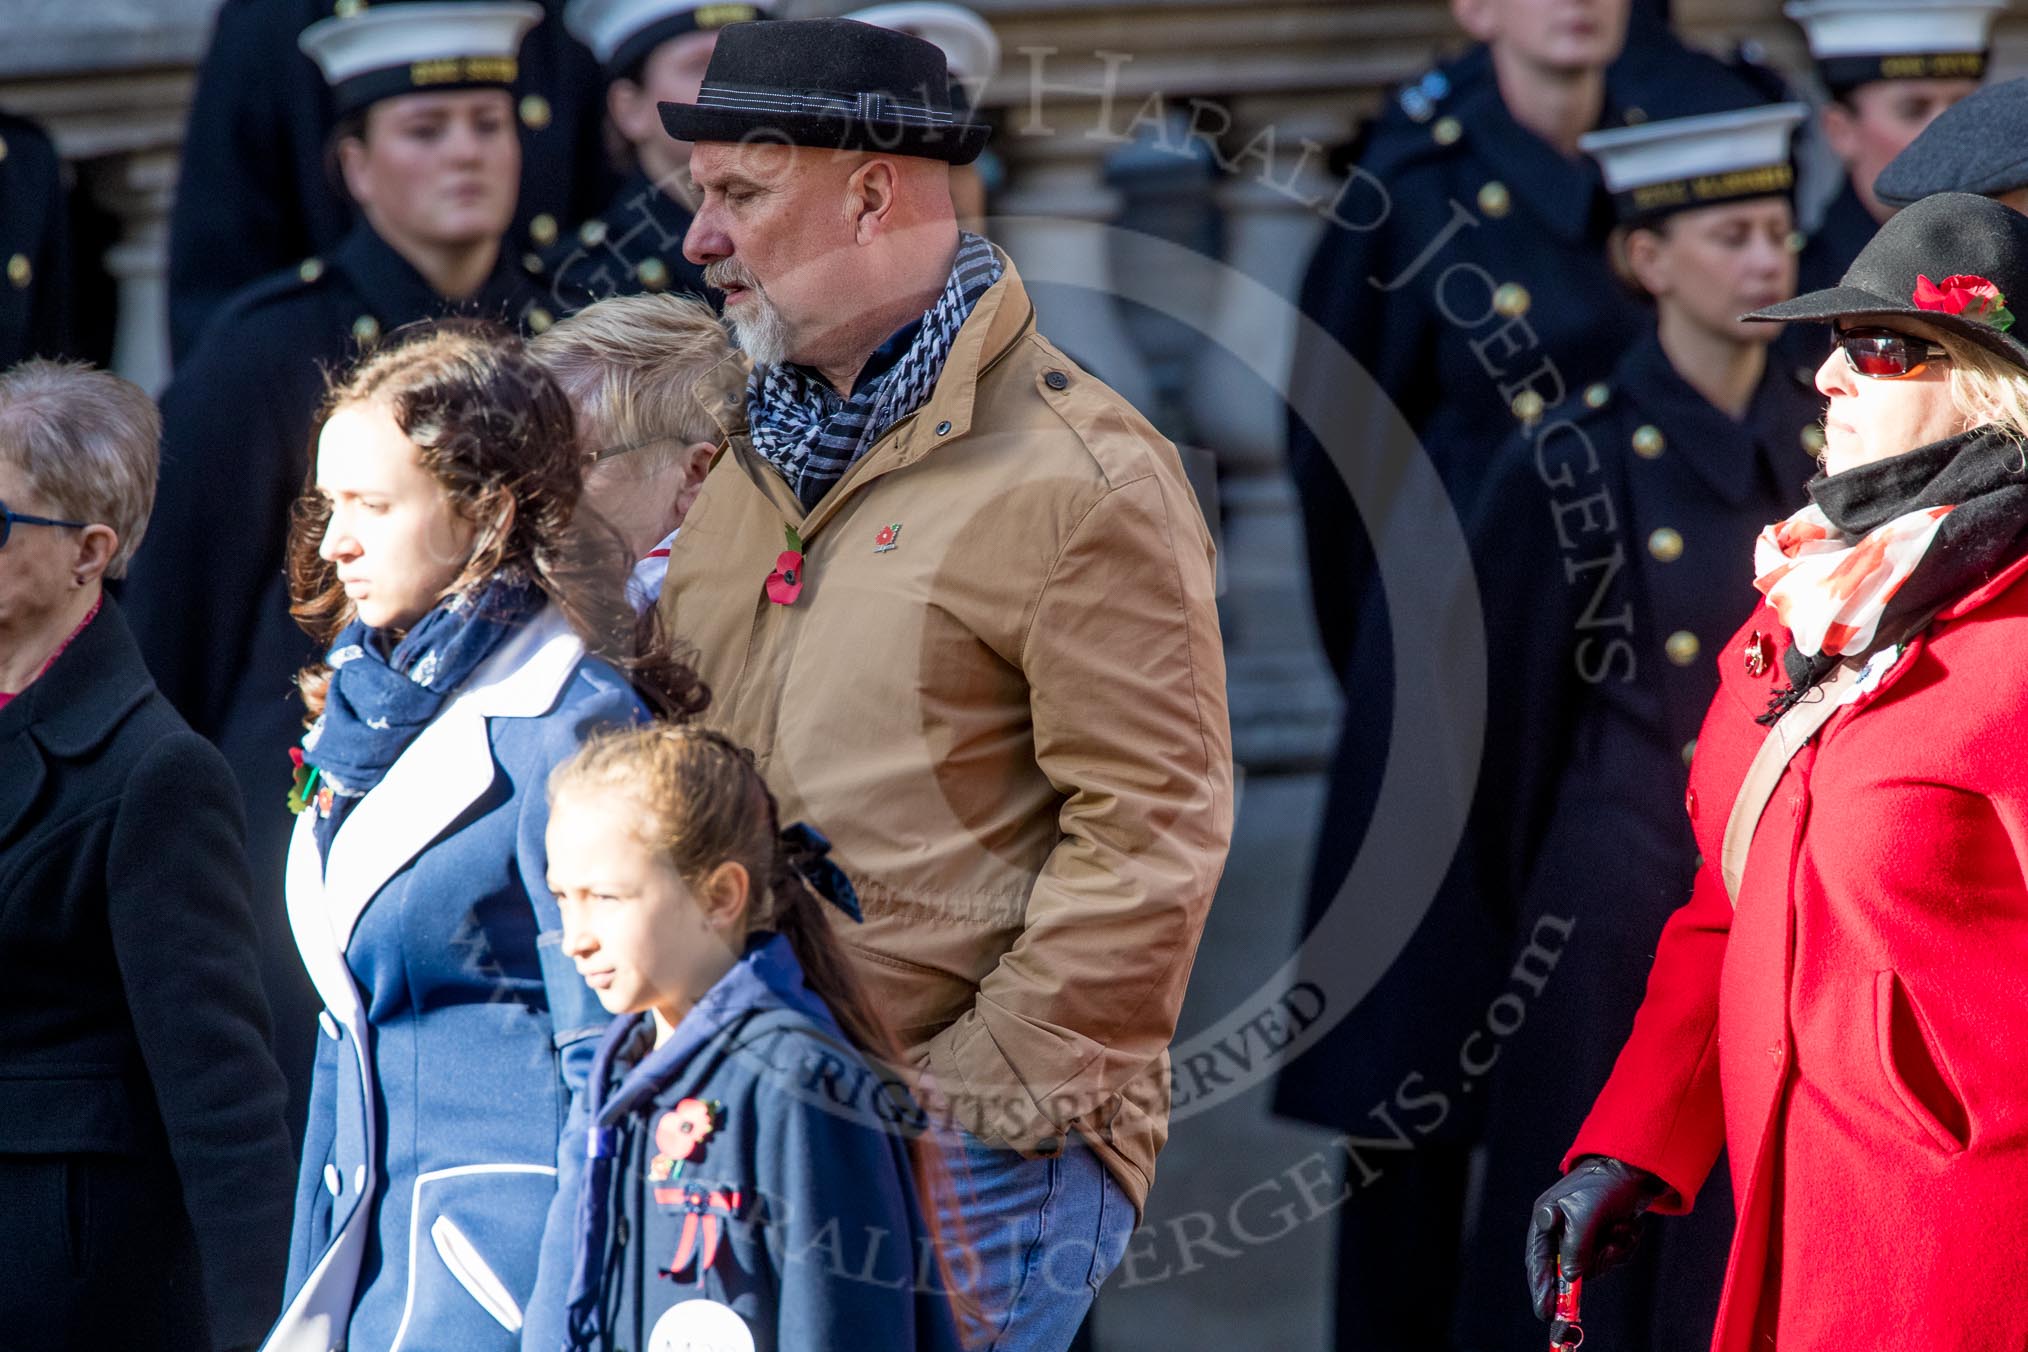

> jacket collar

[
  {"left": 724, "top": 245, "right": 1037, "bottom": 540},
  {"left": 1452, "top": 78, "right": 1612, "bottom": 244},
  {"left": 333, "top": 220, "right": 536, "bottom": 330},
  {"left": 286, "top": 604, "right": 588, "bottom": 981},
  {"left": 1617, "top": 333, "right": 1804, "bottom": 507},
  {"left": 2, "top": 595, "right": 154, "bottom": 758}
]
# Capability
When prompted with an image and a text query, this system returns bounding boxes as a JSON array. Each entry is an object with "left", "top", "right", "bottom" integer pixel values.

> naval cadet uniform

[
  {"left": 539, "top": 167, "right": 710, "bottom": 303},
  {"left": 126, "top": 234, "right": 562, "bottom": 1163},
  {"left": 166, "top": 0, "right": 613, "bottom": 365},
  {"left": 0, "top": 110, "right": 71, "bottom": 370}
]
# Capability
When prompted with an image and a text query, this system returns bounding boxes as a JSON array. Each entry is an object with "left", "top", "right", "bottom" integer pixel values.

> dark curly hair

[{"left": 287, "top": 319, "right": 710, "bottom": 722}]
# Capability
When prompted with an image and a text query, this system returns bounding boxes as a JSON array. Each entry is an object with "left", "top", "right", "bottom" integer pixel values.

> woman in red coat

[{"left": 1526, "top": 190, "right": 2028, "bottom": 1352}]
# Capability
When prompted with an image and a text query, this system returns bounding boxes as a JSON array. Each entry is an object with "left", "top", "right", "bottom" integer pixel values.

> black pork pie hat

[
  {"left": 658, "top": 16, "right": 988, "bottom": 165},
  {"left": 1744, "top": 192, "right": 2028, "bottom": 373}
]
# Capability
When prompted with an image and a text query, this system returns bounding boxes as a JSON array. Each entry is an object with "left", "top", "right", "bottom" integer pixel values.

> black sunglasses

[
  {"left": 1833, "top": 326, "right": 1952, "bottom": 380},
  {"left": 0, "top": 497, "right": 88, "bottom": 550}
]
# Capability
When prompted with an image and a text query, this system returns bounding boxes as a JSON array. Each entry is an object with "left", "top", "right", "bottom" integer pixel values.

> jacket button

[
  {"left": 1044, "top": 370, "right": 1069, "bottom": 390},
  {"left": 1770, "top": 1042, "right": 1785, "bottom": 1062},
  {"left": 324, "top": 1163, "right": 342, "bottom": 1197},
  {"left": 615, "top": 1217, "right": 630, "bottom": 1248},
  {"left": 1648, "top": 527, "right": 1684, "bottom": 563},
  {"left": 1035, "top": 1136, "right": 1062, "bottom": 1157},
  {"left": 1632, "top": 424, "right": 1665, "bottom": 459},
  {"left": 1685, "top": 788, "right": 1697, "bottom": 819},
  {"left": 319, "top": 1010, "right": 341, "bottom": 1039},
  {"left": 935, "top": 420, "right": 952, "bottom": 435},
  {"left": 1665, "top": 630, "right": 1700, "bottom": 666},
  {"left": 1680, "top": 738, "right": 1697, "bottom": 767}
]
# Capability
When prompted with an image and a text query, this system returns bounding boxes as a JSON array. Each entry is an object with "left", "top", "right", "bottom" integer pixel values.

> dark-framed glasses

[
  {"left": 1834, "top": 327, "right": 1952, "bottom": 380},
  {"left": 0, "top": 498, "right": 88, "bottom": 550}
]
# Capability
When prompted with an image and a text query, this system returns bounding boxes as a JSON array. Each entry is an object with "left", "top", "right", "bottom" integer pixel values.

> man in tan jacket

[{"left": 658, "top": 18, "right": 1232, "bottom": 1344}]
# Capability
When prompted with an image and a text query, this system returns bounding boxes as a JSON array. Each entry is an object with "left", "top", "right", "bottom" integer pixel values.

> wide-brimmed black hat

[
  {"left": 1744, "top": 191, "right": 2028, "bottom": 372},
  {"left": 657, "top": 16, "right": 988, "bottom": 164}
]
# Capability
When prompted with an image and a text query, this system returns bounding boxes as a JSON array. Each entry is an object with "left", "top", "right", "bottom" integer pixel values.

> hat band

[
  {"left": 331, "top": 56, "right": 521, "bottom": 116},
  {"left": 1819, "top": 50, "right": 1987, "bottom": 95},
  {"left": 1615, "top": 162, "right": 1795, "bottom": 225},
  {"left": 607, "top": 5, "right": 763, "bottom": 80},
  {"left": 694, "top": 81, "right": 955, "bottom": 128}
]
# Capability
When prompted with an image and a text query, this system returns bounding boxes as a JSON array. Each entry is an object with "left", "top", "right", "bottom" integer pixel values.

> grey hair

[{"left": 0, "top": 360, "right": 160, "bottom": 577}]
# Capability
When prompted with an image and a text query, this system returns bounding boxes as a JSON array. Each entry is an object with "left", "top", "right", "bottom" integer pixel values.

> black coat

[
  {"left": 0, "top": 597, "right": 296, "bottom": 1351},
  {"left": 0, "top": 110, "right": 72, "bottom": 369},
  {"left": 1797, "top": 178, "right": 1880, "bottom": 297},
  {"left": 122, "top": 222, "right": 562, "bottom": 1148},
  {"left": 165, "top": 0, "right": 613, "bottom": 364},
  {"left": 1446, "top": 333, "right": 1818, "bottom": 1351},
  {"left": 539, "top": 168, "right": 712, "bottom": 306}
]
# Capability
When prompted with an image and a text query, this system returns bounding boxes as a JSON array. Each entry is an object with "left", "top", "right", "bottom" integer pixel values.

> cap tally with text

[
  {"left": 1783, "top": 0, "right": 2005, "bottom": 97},
  {"left": 842, "top": 3, "right": 1000, "bottom": 113},
  {"left": 1581, "top": 103, "right": 1809, "bottom": 226},
  {"left": 300, "top": 0, "right": 544, "bottom": 117},
  {"left": 564, "top": 0, "right": 766, "bottom": 81}
]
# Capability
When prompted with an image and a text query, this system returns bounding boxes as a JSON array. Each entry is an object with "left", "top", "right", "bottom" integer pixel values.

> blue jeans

[{"left": 937, "top": 1129, "right": 1136, "bottom": 1352}]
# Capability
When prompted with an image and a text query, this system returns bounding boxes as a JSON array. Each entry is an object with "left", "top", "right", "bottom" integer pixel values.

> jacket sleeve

[
  {"left": 106, "top": 729, "right": 298, "bottom": 1350},
  {"left": 923, "top": 466, "right": 1234, "bottom": 1159},
  {"left": 1561, "top": 834, "right": 1733, "bottom": 1213}
]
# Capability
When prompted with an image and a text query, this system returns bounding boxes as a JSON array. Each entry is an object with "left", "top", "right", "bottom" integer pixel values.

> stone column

[{"left": 89, "top": 147, "right": 178, "bottom": 395}]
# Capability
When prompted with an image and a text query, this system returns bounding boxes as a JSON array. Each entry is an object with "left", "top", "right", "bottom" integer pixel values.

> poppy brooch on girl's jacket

[
  {"left": 766, "top": 525, "right": 804, "bottom": 606},
  {"left": 648, "top": 1097, "right": 721, "bottom": 1181},
  {"left": 286, "top": 747, "right": 333, "bottom": 817}
]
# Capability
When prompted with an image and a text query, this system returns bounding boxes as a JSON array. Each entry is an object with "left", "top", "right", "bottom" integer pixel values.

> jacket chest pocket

[{"left": 392, "top": 1163, "right": 556, "bottom": 1349}]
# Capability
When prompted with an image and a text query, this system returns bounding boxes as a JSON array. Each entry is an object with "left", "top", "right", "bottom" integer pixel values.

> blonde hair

[
  {"left": 0, "top": 361, "right": 160, "bottom": 578},
  {"left": 1941, "top": 334, "right": 2028, "bottom": 448},
  {"left": 527, "top": 293, "right": 744, "bottom": 481}
]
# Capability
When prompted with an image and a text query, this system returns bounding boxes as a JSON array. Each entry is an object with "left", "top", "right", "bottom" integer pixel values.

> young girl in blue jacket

[{"left": 540, "top": 724, "right": 969, "bottom": 1352}]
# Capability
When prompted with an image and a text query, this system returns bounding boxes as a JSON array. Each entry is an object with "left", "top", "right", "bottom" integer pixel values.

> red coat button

[{"left": 1685, "top": 788, "right": 1698, "bottom": 819}]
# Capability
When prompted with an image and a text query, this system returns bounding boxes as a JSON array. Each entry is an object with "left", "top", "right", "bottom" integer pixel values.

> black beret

[{"left": 1876, "top": 77, "right": 2028, "bottom": 209}]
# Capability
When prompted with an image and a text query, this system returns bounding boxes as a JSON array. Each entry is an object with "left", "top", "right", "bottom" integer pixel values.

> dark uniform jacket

[
  {"left": 0, "top": 110, "right": 71, "bottom": 369},
  {"left": 1797, "top": 178, "right": 1880, "bottom": 297},
  {"left": 1449, "top": 333, "right": 1818, "bottom": 1349},
  {"left": 0, "top": 598, "right": 295, "bottom": 1351},
  {"left": 538, "top": 168, "right": 711, "bottom": 307},
  {"left": 122, "top": 221, "right": 560, "bottom": 1150},
  {"left": 534, "top": 933, "right": 963, "bottom": 1352},
  {"left": 165, "top": 0, "right": 613, "bottom": 364}
]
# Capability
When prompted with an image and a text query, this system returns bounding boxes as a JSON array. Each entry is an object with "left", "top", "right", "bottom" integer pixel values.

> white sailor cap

[
  {"left": 1784, "top": 0, "right": 2006, "bottom": 94},
  {"left": 562, "top": 0, "right": 766, "bottom": 79},
  {"left": 842, "top": 3, "right": 999, "bottom": 112},
  {"left": 1581, "top": 103, "right": 1810, "bottom": 225},
  {"left": 301, "top": 1, "right": 544, "bottom": 116}
]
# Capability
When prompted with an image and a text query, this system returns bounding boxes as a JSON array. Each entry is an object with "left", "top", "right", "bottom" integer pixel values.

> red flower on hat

[
  {"left": 656, "top": 1098, "right": 719, "bottom": 1162},
  {"left": 1912, "top": 273, "right": 2016, "bottom": 332}
]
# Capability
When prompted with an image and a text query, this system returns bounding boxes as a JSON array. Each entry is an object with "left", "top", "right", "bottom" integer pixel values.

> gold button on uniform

[
  {"left": 637, "top": 257, "right": 670, "bottom": 290},
  {"left": 1801, "top": 424, "right": 1827, "bottom": 456},
  {"left": 1632, "top": 424, "right": 1665, "bottom": 459},
  {"left": 1584, "top": 382, "right": 1610, "bottom": 409},
  {"left": 1511, "top": 389, "right": 1545, "bottom": 425},
  {"left": 519, "top": 94, "right": 551, "bottom": 130},
  {"left": 1432, "top": 116, "right": 1462, "bottom": 146},
  {"left": 1493, "top": 282, "right": 1531, "bottom": 318},
  {"left": 1477, "top": 181, "right": 1510, "bottom": 218},
  {"left": 0, "top": 134, "right": 10, "bottom": 162},
  {"left": 1681, "top": 738, "right": 1698, "bottom": 768},
  {"left": 1648, "top": 527, "right": 1684, "bottom": 563},
  {"left": 1666, "top": 630, "right": 1700, "bottom": 666},
  {"left": 522, "top": 251, "right": 545, "bottom": 275},
  {"left": 6, "top": 254, "right": 30, "bottom": 289},
  {"left": 351, "top": 314, "right": 380, "bottom": 346},
  {"left": 527, "top": 306, "right": 554, "bottom": 333},
  {"left": 298, "top": 257, "right": 325, "bottom": 283},
  {"left": 530, "top": 213, "right": 558, "bottom": 247},
  {"left": 578, "top": 218, "right": 608, "bottom": 248}
]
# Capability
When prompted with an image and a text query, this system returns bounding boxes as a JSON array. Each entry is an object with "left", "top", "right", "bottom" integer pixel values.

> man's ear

[
  {"left": 672, "top": 439, "right": 718, "bottom": 523},
  {"left": 846, "top": 157, "right": 901, "bottom": 245}
]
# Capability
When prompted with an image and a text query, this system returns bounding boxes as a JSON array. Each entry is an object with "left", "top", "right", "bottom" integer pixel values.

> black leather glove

[{"left": 1525, "top": 1155, "right": 1670, "bottom": 1320}]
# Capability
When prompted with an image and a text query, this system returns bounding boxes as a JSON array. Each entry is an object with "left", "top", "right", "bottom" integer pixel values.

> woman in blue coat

[
  {"left": 264, "top": 321, "right": 708, "bottom": 1352},
  {"left": 1449, "top": 100, "right": 1821, "bottom": 1350},
  {"left": 538, "top": 725, "right": 964, "bottom": 1352}
]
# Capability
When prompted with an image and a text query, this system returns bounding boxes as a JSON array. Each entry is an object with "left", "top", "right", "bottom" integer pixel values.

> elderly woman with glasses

[
  {"left": 0, "top": 360, "right": 296, "bottom": 1350},
  {"left": 1526, "top": 192, "right": 2028, "bottom": 1352}
]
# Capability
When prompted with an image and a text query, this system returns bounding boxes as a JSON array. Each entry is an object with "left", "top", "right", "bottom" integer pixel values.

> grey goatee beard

[{"left": 705, "top": 259, "right": 790, "bottom": 369}]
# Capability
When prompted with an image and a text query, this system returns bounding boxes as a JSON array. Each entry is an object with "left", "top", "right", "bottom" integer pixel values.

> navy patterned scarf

[
  {"left": 302, "top": 571, "right": 544, "bottom": 857},
  {"left": 746, "top": 232, "right": 1002, "bottom": 510}
]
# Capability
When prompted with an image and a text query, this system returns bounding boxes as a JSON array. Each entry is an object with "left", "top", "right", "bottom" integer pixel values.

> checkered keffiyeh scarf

[{"left": 747, "top": 232, "right": 1002, "bottom": 509}]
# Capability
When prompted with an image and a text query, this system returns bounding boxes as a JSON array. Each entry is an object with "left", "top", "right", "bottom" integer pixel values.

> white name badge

[{"left": 649, "top": 1297, "right": 756, "bottom": 1352}]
